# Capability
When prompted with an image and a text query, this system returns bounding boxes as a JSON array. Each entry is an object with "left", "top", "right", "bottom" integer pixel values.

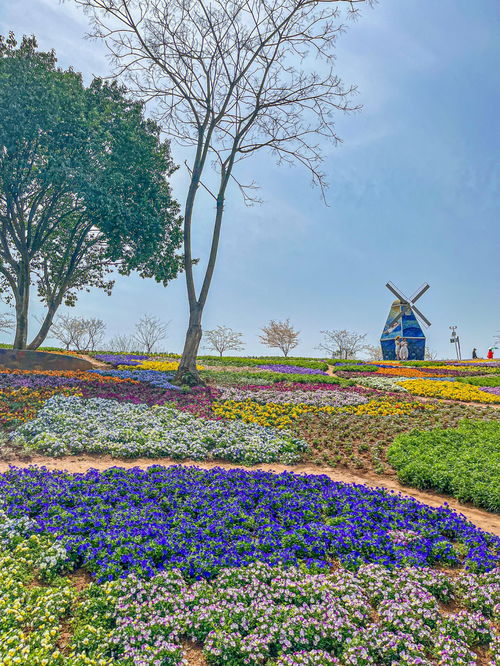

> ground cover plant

[
  {"left": 388, "top": 420, "right": 500, "bottom": 512},
  {"left": 13, "top": 395, "right": 307, "bottom": 464},
  {"left": 289, "top": 402, "right": 500, "bottom": 474}
]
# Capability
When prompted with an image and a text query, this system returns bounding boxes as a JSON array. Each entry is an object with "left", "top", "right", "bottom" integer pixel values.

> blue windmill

[{"left": 380, "top": 282, "right": 431, "bottom": 361}]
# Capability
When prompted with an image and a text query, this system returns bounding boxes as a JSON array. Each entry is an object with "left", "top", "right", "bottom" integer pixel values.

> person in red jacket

[{"left": 487, "top": 348, "right": 494, "bottom": 359}]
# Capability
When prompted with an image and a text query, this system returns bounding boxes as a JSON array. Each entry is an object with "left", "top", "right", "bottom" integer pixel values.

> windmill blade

[
  {"left": 410, "top": 283, "right": 430, "bottom": 304},
  {"left": 386, "top": 282, "right": 408, "bottom": 303},
  {"left": 412, "top": 304, "right": 432, "bottom": 328}
]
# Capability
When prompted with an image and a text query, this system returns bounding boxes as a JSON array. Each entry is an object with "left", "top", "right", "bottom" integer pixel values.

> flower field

[{"left": 0, "top": 353, "right": 499, "bottom": 665}]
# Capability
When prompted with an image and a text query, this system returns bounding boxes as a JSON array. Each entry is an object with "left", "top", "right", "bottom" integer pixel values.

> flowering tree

[
  {"left": 259, "top": 319, "right": 299, "bottom": 357},
  {"left": 318, "top": 329, "right": 367, "bottom": 359},
  {"left": 73, "top": 0, "right": 372, "bottom": 384},
  {"left": 204, "top": 326, "right": 244, "bottom": 357}
]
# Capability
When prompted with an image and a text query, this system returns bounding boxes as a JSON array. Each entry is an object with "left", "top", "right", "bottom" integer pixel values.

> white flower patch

[{"left": 14, "top": 396, "right": 308, "bottom": 465}]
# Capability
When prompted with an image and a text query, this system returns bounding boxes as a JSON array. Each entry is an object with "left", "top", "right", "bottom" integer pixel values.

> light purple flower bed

[
  {"left": 218, "top": 384, "right": 369, "bottom": 406},
  {"left": 480, "top": 386, "right": 500, "bottom": 396},
  {"left": 258, "top": 364, "right": 327, "bottom": 375},
  {"left": 110, "top": 561, "right": 499, "bottom": 665}
]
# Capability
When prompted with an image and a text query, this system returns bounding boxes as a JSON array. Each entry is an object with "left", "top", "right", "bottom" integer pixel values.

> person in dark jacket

[{"left": 472, "top": 348, "right": 478, "bottom": 359}]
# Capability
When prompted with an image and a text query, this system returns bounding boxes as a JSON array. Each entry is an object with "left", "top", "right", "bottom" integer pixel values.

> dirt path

[{"left": 2, "top": 453, "right": 498, "bottom": 536}]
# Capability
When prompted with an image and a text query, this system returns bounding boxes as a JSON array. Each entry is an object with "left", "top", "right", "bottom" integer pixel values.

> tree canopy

[{"left": 0, "top": 33, "right": 183, "bottom": 348}]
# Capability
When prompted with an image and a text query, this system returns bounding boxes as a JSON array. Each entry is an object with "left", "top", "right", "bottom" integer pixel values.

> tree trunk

[
  {"left": 13, "top": 274, "right": 30, "bottom": 349},
  {"left": 175, "top": 306, "right": 203, "bottom": 385},
  {"left": 27, "top": 303, "right": 58, "bottom": 350}
]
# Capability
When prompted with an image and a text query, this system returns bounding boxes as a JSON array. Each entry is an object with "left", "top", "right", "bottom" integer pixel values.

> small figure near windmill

[{"left": 380, "top": 282, "right": 431, "bottom": 361}]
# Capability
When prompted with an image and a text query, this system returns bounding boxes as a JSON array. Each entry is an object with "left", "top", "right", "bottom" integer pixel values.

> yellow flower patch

[
  {"left": 399, "top": 379, "right": 500, "bottom": 403},
  {"left": 118, "top": 360, "right": 204, "bottom": 372},
  {"left": 211, "top": 399, "right": 435, "bottom": 428}
]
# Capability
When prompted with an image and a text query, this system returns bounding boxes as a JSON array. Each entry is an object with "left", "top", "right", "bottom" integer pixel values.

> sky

[{"left": 0, "top": 0, "right": 499, "bottom": 358}]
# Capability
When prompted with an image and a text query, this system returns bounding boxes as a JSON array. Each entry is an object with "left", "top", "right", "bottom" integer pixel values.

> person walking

[
  {"left": 399, "top": 338, "right": 409, "bottom": 361},
  {"left": 472, "top": 348, "right": 478, "bottom": 359}
]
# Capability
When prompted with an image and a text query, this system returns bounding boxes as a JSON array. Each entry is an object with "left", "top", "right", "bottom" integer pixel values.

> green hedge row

[
  {"left": 332, "top": 364, "right": 378, "bottom": 373},
  {"left": 456, "top": 375, "right": 500, "bottom": 387},
  {"left": 388, "top": 420, "right": 500, "bottom": 512},
  {"left": 199, "top": 356, "right": 329, "bottom": 370}
]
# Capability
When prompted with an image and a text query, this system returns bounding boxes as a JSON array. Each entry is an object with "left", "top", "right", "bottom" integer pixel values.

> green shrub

[
  {"left": 388, "top": 420, "right": 500, "bottom": 512},
  {"left": 456, "top": 375, "right": 500, "bottom": 387},
  {"left": 199, "top": 356, "right": 328, "bottom": 370},
  {"left": 332, "top": 364, "right": 378, "bottom": 373}
]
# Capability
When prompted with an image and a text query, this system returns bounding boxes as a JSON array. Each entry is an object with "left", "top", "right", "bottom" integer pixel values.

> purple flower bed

[
  {"left": 0, "top": 466, "right": 497, "bottom": 582},
  {"left": 258, "top": 364, "right": 327, "bottom": 375},
  {"left": 480, "top": 386, "right": 500, "bottom": 396},
  {"left": 89, "top": 368, "right": 180, "bottom": 390},
  {"left": 94, "top": 354, "right": 150, "bottom": 366},
  {"left": 0, "top": 373, "right": 84, "bottom": 388}
]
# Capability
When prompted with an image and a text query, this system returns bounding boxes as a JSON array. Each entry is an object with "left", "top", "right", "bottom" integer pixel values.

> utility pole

[{"left": 449, "top": 325, "right": 461, "bottom": 360}]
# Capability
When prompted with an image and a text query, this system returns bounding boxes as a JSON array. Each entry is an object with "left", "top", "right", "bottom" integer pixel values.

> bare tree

[
  {"left": 50, "top": 314, "right": 106, "bottom": 351},
  {"left": 204, "top": 325, "right": 244, "bottom": 357},
  {"left": 259, "top": 319, "right": 299, "bottom": 357},
  {"left": 108, "top": 334, "right": 134, "bottom": 353},
  {"left": 133, "top": 314, "right": 169, "bottom": 354},
  {"left": 365, "top": 343, "right": 383, "bottom": 361},
  {"left": 85, "top": 318, "right": 107, "bottom": 351},
  {"left": 0, "top": 312, "right": 14, "bottom": 336},
  {"left": 424, "top": 347, "right": 438, "bottom": 361},
  {"left": 317, "top": 329, "right": 367, "bottom": 360},
  {"left": 73, "top": 0, "right": 372, "bottom": 384}
]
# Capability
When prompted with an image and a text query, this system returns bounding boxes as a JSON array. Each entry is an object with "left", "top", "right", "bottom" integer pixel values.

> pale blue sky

[{"left": 1, "top": 0, "right": 499, "bottom": 357}]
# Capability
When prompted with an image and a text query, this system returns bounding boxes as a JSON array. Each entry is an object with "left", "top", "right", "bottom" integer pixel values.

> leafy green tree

[{"left": 0, "top": 33, "right": 182, "bottom": 349}]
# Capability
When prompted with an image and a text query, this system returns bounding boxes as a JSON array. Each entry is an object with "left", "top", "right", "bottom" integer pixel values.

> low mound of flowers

[
  {"left": 400, "top": 379, "right": 500, "bottom": 403},
  {"left": 0, "top": 466, "right": 498, "bottom": 583},
  {"left": 13, "top": 395, "right": 307, "bottom": 464},
  {"left": 388, "top": 420, "right": 500, "bottom": 512}
]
